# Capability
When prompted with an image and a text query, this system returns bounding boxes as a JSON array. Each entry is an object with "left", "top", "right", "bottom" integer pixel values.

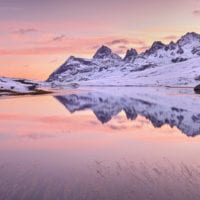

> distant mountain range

[
  {"left": 47, "top": 32, "right": 200, "bottom": 87},
  {"left": 0, "top": 32, "right": 200, "bottom": 96}
]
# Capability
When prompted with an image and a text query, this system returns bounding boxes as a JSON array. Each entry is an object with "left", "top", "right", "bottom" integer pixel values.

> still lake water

[{"left": 0, "top": 87, "right": 200, "bottom": 200}]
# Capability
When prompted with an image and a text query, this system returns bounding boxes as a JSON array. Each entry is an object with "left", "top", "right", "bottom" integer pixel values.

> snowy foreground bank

[{"left": 0, "top": 77, "right": 50, "bottom": 96}]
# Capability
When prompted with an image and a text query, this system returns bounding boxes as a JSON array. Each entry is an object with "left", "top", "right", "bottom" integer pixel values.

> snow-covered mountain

[
  {"left": 54, "top": 87, "right": 200, "bottom": 137},
  {"left": 47, "top": 32, "right": 200, "bottom": 87}
]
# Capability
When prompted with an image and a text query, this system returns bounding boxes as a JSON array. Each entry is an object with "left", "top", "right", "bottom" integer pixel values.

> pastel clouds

[
  {"left": 2, "top": 20, "right": 112, "bottom": 36},
  {"left": 0, "top": 0, "right": 200, "bottom": 80},
  {"left": 12, "top": 28, "right": 40, "bottom": 35},
  {"left": 106, "top": 38, "right": 145, "bottom": 47},
  {"left": 162, "top": 35, "right": 179, "bottom": 41},
  {"left": 52, "top": 34, "right": 66, "bottom": 42},
  {"left": 0, "top": 34, "right": 147, "bottom": 56},
  {"left": 193, "top": 10, "right": 200, "bottom": 15}
]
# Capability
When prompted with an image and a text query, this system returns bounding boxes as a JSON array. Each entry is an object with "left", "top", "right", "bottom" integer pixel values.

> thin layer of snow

[
  {"left": 0, "top": 77, "right": 38, "bottom": 94},
  {"left": 78, "top": 57, "right": 200, "bottom": 87}
]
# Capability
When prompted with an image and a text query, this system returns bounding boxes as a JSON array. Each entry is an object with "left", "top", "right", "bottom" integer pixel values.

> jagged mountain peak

[
  {"left": 47, "top": 31, "right": 200, "bottom": 84},
  {"left": 93, "top": 45, "right": 121, "bottom": 60},
  {"left": 177, "top": 32, "right": 200, "bottom": 46},
  {"left": 168, "top": 41, "right": 176, "bottom": 48},
  {"left": 181, "top": 32, "right": 200, "bottom": 40},
  {"left": 149, "top": 41, "right": 166, "bottom": 50},
  {"left": 144, "top": 41, "right": 166, "bottom": 55},
  {"left": 123, "top": 48, "right": 138, "bottom": 62},
  {"left": 67, "top": 55, "right": 76, "bottom": 61},
  {"left": 151, "top": 41, "right": 166, "bottom": 48}
]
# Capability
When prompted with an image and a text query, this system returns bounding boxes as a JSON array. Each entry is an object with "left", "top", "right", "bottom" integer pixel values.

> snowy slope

[
  {"left": 47, "top": 49, "right": 124, "bottom": 83},
  {"left": 0, "top": 77, "right": 48, "bottom": 96},
  {"left": 47, "top": 32, "right": 200, "bottom": 87},
  {"left": 79, "top": 57, "right": 200, "bottom": 87}
]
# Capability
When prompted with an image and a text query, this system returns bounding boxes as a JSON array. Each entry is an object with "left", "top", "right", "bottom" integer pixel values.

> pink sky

[{"left": 0, "top": 0, "right": 200, "bottom": 80}]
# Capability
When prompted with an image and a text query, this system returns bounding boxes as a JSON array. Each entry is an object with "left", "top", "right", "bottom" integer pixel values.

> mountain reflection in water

[
  {"left": 1, "top": 87, "right": 200, "bottom": 200},
  {"left": 55, "top": 90, "right": 200, "bottom": 137}
]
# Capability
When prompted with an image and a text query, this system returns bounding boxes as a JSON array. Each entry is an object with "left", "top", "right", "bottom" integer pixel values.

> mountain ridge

[{"left": 47, "top": 32, "right": 200, "bottom": 87}]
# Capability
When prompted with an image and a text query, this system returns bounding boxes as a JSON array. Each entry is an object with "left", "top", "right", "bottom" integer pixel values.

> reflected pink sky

[
  {"left": 1, "top": 94, "right": 200, "bottom": 199},
  {"left": 0, "top": 94, "right": 200, "bottom": 162}
]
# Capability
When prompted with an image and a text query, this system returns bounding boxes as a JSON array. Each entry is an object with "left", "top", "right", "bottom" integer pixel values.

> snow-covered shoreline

[{"left": 0, "top": 77, "right": 51, "bottom": 96}]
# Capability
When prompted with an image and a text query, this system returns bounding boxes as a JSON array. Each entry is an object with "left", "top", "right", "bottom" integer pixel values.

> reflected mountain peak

[{"left": 55, "top": 90, "right": 200, "bottom": 137}]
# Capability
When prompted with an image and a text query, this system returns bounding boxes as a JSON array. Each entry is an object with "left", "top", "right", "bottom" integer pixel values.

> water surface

[{"left": 0, "top": 87, "right": 200, "bottom": 200}]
